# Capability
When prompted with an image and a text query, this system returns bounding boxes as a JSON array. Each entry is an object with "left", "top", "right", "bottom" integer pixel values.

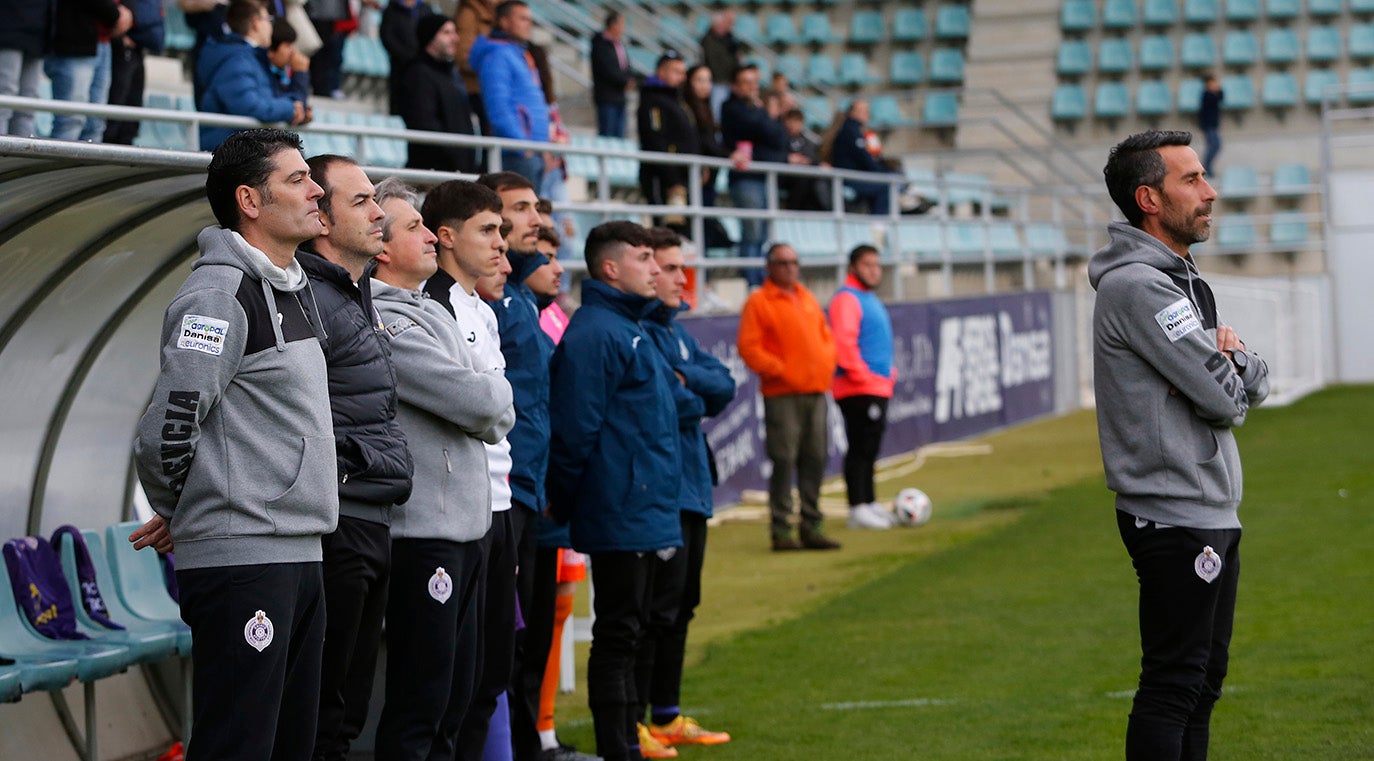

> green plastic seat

[{"left": 894, "top": 8, "right": 927, "bottom": 40}]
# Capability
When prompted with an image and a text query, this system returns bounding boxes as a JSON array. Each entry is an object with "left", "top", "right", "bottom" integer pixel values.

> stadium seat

[
  {"left": 944, "top": 221, "right": 987, "bottom": 258},
  {"left": 1264, "top": 28, "right": 1299, "bottom": 63},
  {"left": 838, "top": 54, "right": 879, "bottom": 86},
  {"left": 890, "top": 51, "right": 925, "bottom": 85},
  {"left": 893, "top": 8, "right": 928, "bottom": 41},
  {"left": 1143, "top": 0, "right": 1179, "bottom": 24},
  {"left": 1272, "top": 163, "right": 1311, "bottom": 195},
  {"left": 1136, "top": 80, "right": 1173, "bottom": 115},
  {"left": 1223, "top": 31, "right": 1259, "bottom": 66},
  {"left": 1052, "top": 84, "right": 1088, "bottom": 120},
  {"left": 1099, "top": 38, "right": 1133, "bottom": 73},
  {"left": 733, "top": 14, "right": 762, "bottom": 45},
  {"left": 1181, "top": 33, "right": 1218, "bottom": 69},
  {"left": 800, "top": 13, "right": 840, "bottom": 45},
  {"left": 135, "top": 93, "right": 192, "bottom": 152},
  {"left": 1350, "top": 24, "right": 1374, "bottom": 58},
  {"left": 1058, "top": 40, "right": 1092, "bottom": 75},
  {"left": 1140, "top": 35, "right": 1175, "bottom": 70},
  {"left": 1264, "top": 0, "right": 1301, "bottom": 17},
  {"left": 1309, "top": 0, "right": 1344, "bottom": 15},
  {"left": 1270, "top": 210, "right": 1310, "bottom": 247},
  {"left": 1215, "top": 213, "right": 1257, "bottom": 249},
  {"left": 806, "top": 54, "right": 839, "bottom": 86},
  {"left": 1103, "top": 0, "right": 1138, "bottom": 28},
  {"left": 934, "top": 5, "right": 971, "bottom": 39},
  {"left": 627, "top": 47, "right": 657, "bottom": 76},
  {"left": 765, "top": 14, "right": 798, "bottom": 46},
  {"left": 801, "top": 95, "right": 834, "bottom": 129},
  {"left": 1221, "top": 74, "right": 1255, "bottom": 109},
  {"left": 1262, "top": 72, "right": 1299, "bottom": 107},
  {"left": 1025, "top": 223, "right": 1069, "bottom": 256},
  {"left": 869, "top": 95, "right": 917, "bottom": 129},
  {"left": 744, "top": 54, "right": 771, "bottom": 79},
  {"left": 1060, "top": 0, "right": 1096, "bottom": 31},
  {"left": 929, "top": 48, "right": 965, "bottom": 83},
  {"left": 988, "top": 223, "right": 1022, "bottom": 257},
  {"left": 1356, "top": 0, "right": 1374, "bottom": 12},
  {"left": 1178, "top": 77, "right": 1205, "bottom": 113},
  {"left": 75, "top": 530, "right": 190, "bottom": 653},
  {"left": 775, "top": 54, "right": 805, "bottom": 83},
  {"left": 848, "top": 11, "right": 884, "bottom": 45},
  {"left": 922, "top": 92, "right": 960, "bottom": 127},
  {"left": 1225, "top": 0, "right": 1260, "bottom": 21},
  {"left": 1307, "top": 26, "right": 1342, "bottom": 63},
  {"left": 1350, "top": 67, "right": 1374, "bottom": 104},
  {"left": 164, "top": 3, "right": 196, "bottom": 51},
  {"left": 897, "top": 219, "right": 943, "bottom": 259},
  {"left": 657, "top": 14, "right": 690, "bottom": 45},
  {"left": 1305, "top": 68, "right": 1340, "bottom": 104},
  {"left": 1095, "top": 82, "right": 1131, "bottom": 118},
  {"left": 1184, "top": 0, "right": 1220, "bottom": 23},
  {"left": 1219, "top": 165, "right": 1260, "bottom": 198}
]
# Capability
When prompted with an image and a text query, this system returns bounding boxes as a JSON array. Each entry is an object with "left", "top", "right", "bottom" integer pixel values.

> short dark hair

[
  {"left": 732, "top": 64, "right": 760, "bottom": 85},
  {"left": 1103, "top": 130, "right": 1193, "bottom": 227},
  {"left": 420, "top": 179, "right": 504, "bottom": 233},
  {"left": 494, "top": 0, "right": 527, "bottom": 22},
  {"left": 270, "top": 17, "right": 296, "bottom": 50},
  {"left": 226, "top": 0, "right": 266, "bottom": 37},
  {"left": 604, "top": 10, "right": 621, "bottom": 28},
  {"left": 585, "top": 220, "right": 652, "bottom": 280},
  {"left": 848, "top": 244, "right": 879, "bottom": 267},
  {"left": 781, "top": 108, "right": 804, "bottom": 122},
  {"left": 305, "top": 154, "right": 359, "bottom": 220},
  {"left": 764, "top": 242, "right": 795, "bottom": 263},
  {"left": 536, "top": 224, "right": 561, "bottom": 248},
  {"left": 205, "top": 128, "right": 304, "bottom": 230},
  {"left": 646, "top": 226, "right": 681, "bottom": 251},
  {"left": 476, "top": 171, "right": 536, "bottom": 195},
  {"left": 655, "top": 49, "right": 683, "bottom": 72}
]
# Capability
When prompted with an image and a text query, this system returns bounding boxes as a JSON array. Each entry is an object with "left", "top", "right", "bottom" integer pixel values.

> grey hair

[{"left": 375, "top": 177, "right": 420, "bottom": 242}]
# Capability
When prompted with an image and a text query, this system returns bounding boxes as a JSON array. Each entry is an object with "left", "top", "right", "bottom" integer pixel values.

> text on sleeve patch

[
  {"left": 177, "top": 315, "right": 230, "bottom": 355},
  {"left": 1153, "top": 298, "right": 1201, "bottom": 343}
]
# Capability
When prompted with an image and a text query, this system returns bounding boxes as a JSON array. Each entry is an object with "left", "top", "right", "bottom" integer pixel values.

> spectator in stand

[
  {"left": 828, "top": 245, "right": 898, "bottom": 532},
  {"left": 470, "top": 0, "right": 550, "bottom": 187},
  {"left": 590, "top": 11, "right": 634, "bottom": 138},
  {"left": 682, "top": 64, "right": 732, "bottom": 214},
  {"left": 720, "top": 64, "right": 798, "bottom": 286},
  {"left": 197, "top": 0, "right": 307, "bottom": 151},
  {"left": 780, "top": 108, "right": 827, "bottom": 212},
  {"left": 454, "top": 0, "right": 498, "bottom": 133},
  {"left": 103, "top": 0, "right": 163, "bottom": 144},
  {"left": 700, "top": 10, "right": 739, "bottom": 119},
  {"left": 765, "top": 71, "right": 797, "bottom": 115},
  {"left": 396, "top": 15, "right": 479, "bottom": 174},
  {"left": 306, "top": 0, "right": 348, "bottom": 98},
  {"left": 1199, "top": 75, "right": 1223, "bottom": 176},
  {"left": 179, "top": 0, "right": 228, "bottom": 108},
  {"left": 46, "top": 0, "right": 132, "bottom": 141},
  {"left": 823, "top": 99, "right": 897, "bottom": 216},
  {"left": 0, "top": 0, "right": 53, "bottom": 137},
  {"left": 265, "top": 18, "right": 313, "bottom": 106},
  {"left": 638, "top": 51, "right": 697, "bottom": 222},
  {"left": 379, "top": 0, "right": 435, "bottom": 115},
  {"left": 737, "top": 242, "right": 840, "bottom": 552}
]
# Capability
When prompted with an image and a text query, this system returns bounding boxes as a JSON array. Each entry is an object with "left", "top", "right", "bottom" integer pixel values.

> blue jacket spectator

[
  {"left": 196, "top": 31, "right": 300, "bottom": 150},
  {"left": 470, "top": 32, "right": 550, "bottom": 144}
]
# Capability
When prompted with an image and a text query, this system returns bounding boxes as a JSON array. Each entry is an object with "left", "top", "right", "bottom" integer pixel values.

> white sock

[{"left": 540, "top": 729, "right": 558, "bottom": 751}]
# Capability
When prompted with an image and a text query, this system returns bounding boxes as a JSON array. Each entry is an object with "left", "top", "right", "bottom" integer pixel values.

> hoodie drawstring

[
  {"left": 262, "top": 279, "right": 288, "bottom": 352},
  {"left": 302, "top": 277, "right": 329, "bottom": 344}
]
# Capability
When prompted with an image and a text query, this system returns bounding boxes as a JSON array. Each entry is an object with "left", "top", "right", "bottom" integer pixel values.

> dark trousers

[
  {"left": 763, "top": 393, "right": 829, "bottom": 539},
  {"left": 596, "top": 101, "right": 626, "bottom": 138},
  {"left": 454, "top": 509, "right": 526, "bottom": 761},
  {"left": 376, "top": 537, "right": 485, "bottom": 761},
  {"left": 1117, "top": 511, "right": 1241, "bottom": 761},
  {"left": 310, "top": 21, "right": 344, "bottom": 96},
  {"left": 102, "top": 42, "right": 143, "bottom": 145},
  {"left": 177, "top": 561, "right": 326, "bottom": 761},
  {"left": 313, "top": 516, "right": 391, "bottom": 761},
  {"left": 509, "top": 512, "right": 548, "bottom": 761},
  {"left": 587, "top": 551, "right": 659, "bottom": 761},
  {"left": 638, "top": 513, "right": 707, "bottom": 718},
  {"left": 838, "top": 395, "right": 890, "bottom": 506}
]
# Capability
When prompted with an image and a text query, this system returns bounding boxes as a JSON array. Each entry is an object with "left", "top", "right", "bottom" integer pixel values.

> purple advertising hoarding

[{"left": 683, "top": 291, "right": 1056, "bottom": 507}]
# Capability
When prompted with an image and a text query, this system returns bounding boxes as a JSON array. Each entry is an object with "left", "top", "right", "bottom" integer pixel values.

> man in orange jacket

[{"left": 737, "top": 243, "right": 840, "bottom": 551}]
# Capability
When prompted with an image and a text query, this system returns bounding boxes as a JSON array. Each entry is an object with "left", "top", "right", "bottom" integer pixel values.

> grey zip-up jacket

[
  {"left": 1089, "top": 222, "right": 1270, "bottom": 529},
  {"left": 134, "top": 227, "right": 339, "bottom": 570},
  {"left": 371, "top": 278, "right": 516, "bottom": 543}
]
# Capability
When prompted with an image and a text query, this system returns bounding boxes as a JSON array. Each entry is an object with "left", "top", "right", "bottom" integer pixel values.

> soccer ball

[{"left": 892, "top": 488, "right": 933, "bottom": 527}]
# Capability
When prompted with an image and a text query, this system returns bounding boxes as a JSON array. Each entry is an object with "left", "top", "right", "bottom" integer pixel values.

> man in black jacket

[
  {"left": 637, "top": 51, "right": 697, "bottom": 217},
  {"left": 46, "top": 0, "right": 132, "bottom": 141},
  {"left": 590, "top": 11, "right": 634, "bottom": 138},
  {"left": 397, "top": 15, "right": 479, "bottom": 174},
  {"left": 720, "top": 64, "right": 797, "bottom": 285},
  {"left": 299, "top": 154, "right": 415, "bottom": 761},
  {"left": 379, "top": 0, "right": 435, "bottom": 116}
]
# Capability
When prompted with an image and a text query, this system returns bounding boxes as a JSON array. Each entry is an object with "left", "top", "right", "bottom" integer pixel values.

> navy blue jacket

[
  {"left": 547, "top": 279, "right": 682, "bottom": 552},
  {"left": 831, "top": 117, "right": 887, "bottom": 175},
  {"left": 486, "top": 249, "right": 554, "bottom": 514},
  {"left": 0, "top": 0, "right": 53, "bottom": 58},
  {"left": 720, "top": 94, "right": 790, "bottom": 183},
  {"left": 644, "top": 304, "right": 736, "bottom": 517},
  {"left": 196, "top": 34, "right": 298, "bottom": 150}
]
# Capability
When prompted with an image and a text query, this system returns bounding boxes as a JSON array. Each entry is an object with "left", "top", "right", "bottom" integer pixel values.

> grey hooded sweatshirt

[
  {"left": 134, "top": 226, "right": 339, "bottom": 570},
  {"left": 1088, "top": 222, "right": 1270, "bottom": 529},
  {"left": 371, "top": 277, "right": 516, "bottom": 543}
]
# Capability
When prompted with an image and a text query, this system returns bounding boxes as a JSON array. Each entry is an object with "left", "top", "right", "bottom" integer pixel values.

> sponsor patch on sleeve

[
  {"left": 385, "top": 316, "right": 418, "bottom": 338},
  {"left": 1153, "top": 298, "right": 1201, "bottom": 343},
  {"left": 176, "top": 314, "right": 229, "bottom": 356}
]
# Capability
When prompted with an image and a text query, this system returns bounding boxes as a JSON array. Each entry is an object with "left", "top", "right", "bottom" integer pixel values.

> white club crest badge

[
  {"left": 1194, "top": 546, "right": 1222, "bottom": 584},
  {"left": 243, "top": 610, "right": 274, "bottom": 652},
  {"left": 429, "top": 567, "right": 453, "bottom": 604}
]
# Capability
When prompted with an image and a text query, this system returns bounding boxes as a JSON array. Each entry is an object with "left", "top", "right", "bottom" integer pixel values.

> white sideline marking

[{"left": 820, "top": 697, "right": 957, "bottom": 711}]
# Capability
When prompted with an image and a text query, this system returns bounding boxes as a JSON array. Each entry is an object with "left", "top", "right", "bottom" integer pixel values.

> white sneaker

[{"left": 847, "top": 503, "right": 893, "bottom": 530}]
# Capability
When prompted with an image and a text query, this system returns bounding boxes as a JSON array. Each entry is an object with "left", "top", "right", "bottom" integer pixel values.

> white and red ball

[{"left": 892, "top": 488, "right": 933, "bottom": 526}]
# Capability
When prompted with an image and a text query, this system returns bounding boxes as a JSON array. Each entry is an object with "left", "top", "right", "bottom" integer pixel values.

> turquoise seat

[
  {"left": 934, "top": 4, "right": 971, "bottom": 39},
  {"left": 1026, "top": 223, "right": 1068, "bottom": 256},
  {"left": 163, "top": 3, "right": 196, "bottom": 51},
  {"left": 1219, "top": 165, "right": 1259, "bottom": 198},
  {"left": 53, "top": 532, "right": 179, "bottom": 664},
  {"left": 0, "top": 665, "right": 21, "bottom": 701},
  {"left": 1184, "top": 0, "right": 1220, "bottom": 23},
  {"left": 105, "top": 523, "right": 186, "bottom": 626},
  {"left": 1103, "top": 0, "right": 1138, "bottom": 28},
  {"left": 1355, "top": 0, "right": 1374, "bottom": 10},
  {"left": 1181, "top": 33, "right": 1218, "bottom": 69},
  {"left": 1136, "top": 80, "right": 1172, "bottom": 115},
  {"left": 849, "top": 11, "right": 884, "bottom": 44},
  {"left": 765, "top": 14, "right": 798, "bottom": 46},
  {"left": 1351, "top": 23, "right": 1374, "bottom": 58},
  {"left": 1143, "top": 0, "right": 1179, "bottom": 25},
  {"left": 1308, "top": 26, "right": 1342, "bottom": 63},
  {"left": 1052, "top": 84, "right": 1088, "bottom": 120},
  {"left": 1226, "top": 0, "right": 1260, "bottom": 21},
  {"left": 744, "top": 54, "right": 772, "bottom": 79},
  {"left": 1350, "top": 67, "right": 1374, "bottom": 104},
  {"left": 1178, "top": 78, "right": 1205, "bottom": 113},
  {"left": 1264, "top": 28, "right": 1299, "bottom": 63},
  {"left": 1099, "top": 38, "right": 1133, "bottom": 73},
  {"left": 945, "top": 221, "right": 988, "bottom": 258},
  {"left": 1265, "top": 0, "right": 1300, "bottom": 17},
  {"left": 1272, "top": 163, "right": 1311, "bottom": 195},
  {"left": 1309, "top": 0, "right": 1344, "bottom": 14},
  {"left": 1270, "top": 210, "right": 1310, "bottom": 247},
  {"left": 890, "top": 51, "right": 925, "bottom": 85},
  {"left": 1223, "top": 31, "right": 1259, "bottom": 65},
  {"left": 1094, "top": 82, "right": 1131, "bottom": 118},
  {"left": 77, "top": 530, "right": 191, "bottom": 654},
  {"left": 989, "top": 222, "right": 1022, "bottom": 256},
  {"left": 922, "top": 92, "right": 960, "bottom": 127},
  {"left": 733, "top": 14, "right": 762, "bottom": 45},
  {"left": 800, "top": 13, "right": 838, "bottom": 45},
  {"left": 0, "top": 555, "right": 130, "bottom": 683},
  {"left": 869, "top": 95, "right": 916, "bottom": 128},
  {"left": 929, "top": 48, "right": 965, "bottom": 84},
  {"left": 897, "top": 219, "right": 943, "bottom": 260},
  {"left": 1214, "top": 213, "right": 1257, "bottom": 249},
  {"left": 1262, "top": 72, "right": 1298, "bottom": 107},
  {"left": 1305, "top": 69, "right": 1340, "bottom": 104},
  {"left": 800, "top": 95, "right": 834, "bottom": 129},
  {"left": 1061, "top": 0, "right": 1096, "bottom": 30},
  {"left": 6, "top": 657, "right": 80, "bottom": 695},
  {"left": 1221, "top": 74, "right": 1255, "bottom": 109},
  {"left": 893, "top": 8, "right": 928, "bottom": 41},
  {"left": 1058, "top": 40, "right": 1092, "bottom": 75},
  {"left": 775, "top": 54, "right": 805, "bottom": 83},
  {"left": 806, "top": 54, "right": 838, "bottom": 87},
  {"left": 838, "top": 54, "right": 879, "bottom": 86},
  {"left": 1140, "top": 35, "right": 1175, "bottom": 70}
]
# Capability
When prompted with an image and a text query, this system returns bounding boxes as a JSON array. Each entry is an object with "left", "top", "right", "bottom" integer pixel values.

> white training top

[{"left": 449, "top": 280, "right": 514, "bottom": 513}]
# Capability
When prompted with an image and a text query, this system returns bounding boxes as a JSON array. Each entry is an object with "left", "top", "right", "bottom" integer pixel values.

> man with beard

[
  {"left": 1090, "top": 130, "right": 1270, "bottom": 761},
  {"left": 396, "top": 16, "right": 479, "bottom": 174}
]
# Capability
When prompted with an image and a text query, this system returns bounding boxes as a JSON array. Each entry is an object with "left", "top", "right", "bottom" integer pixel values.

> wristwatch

[{"left": 1230, "top": 349, "right": 1249, "bottom": 373}]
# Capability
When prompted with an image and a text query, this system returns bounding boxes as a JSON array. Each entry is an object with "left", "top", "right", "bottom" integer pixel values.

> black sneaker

[
  {"left": 771, "top": 536, "right": 802, "bottom": 551},
  {"left": 800, "top": 533, "right": 842, "bottom": 550},
  {"left": 539, "top": 748, "right": 602, "bottom": 761}
]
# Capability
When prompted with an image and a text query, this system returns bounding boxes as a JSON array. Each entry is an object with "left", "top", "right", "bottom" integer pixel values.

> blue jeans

[
  {"left": 595, "top": 101, "right": 625, "bottom": 138},
  {"left": 502, "top": 149, "right": 545, "bottom": 190},
  {"left": 79, "top": 41, "right": 112, "bottom": 143},
  {"left": 730, "top": 177, "right": 769, "bottom": 286},
  {"left": 0, "top": 48, "right": 43, "bottom": 137},
  {"left": 1202, "top": 128, "right": 1221, "bottom": 176},
  {"left": 45, "top": 54, "right": 99, "bottom": 141},
  {"left": 849, "top": 181, "right": 891, "bottom": 216}
]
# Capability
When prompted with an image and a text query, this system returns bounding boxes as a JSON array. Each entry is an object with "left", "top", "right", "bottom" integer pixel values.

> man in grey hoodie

[
  {"left": 369, "top": 177, "right": 517, "bottom": 761},
  {"left": 1089, "top": 130, "right": 1270, "bottom": 761},
  {"left": 131, "top": 128, "right": 338, "bottom": 761}
]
